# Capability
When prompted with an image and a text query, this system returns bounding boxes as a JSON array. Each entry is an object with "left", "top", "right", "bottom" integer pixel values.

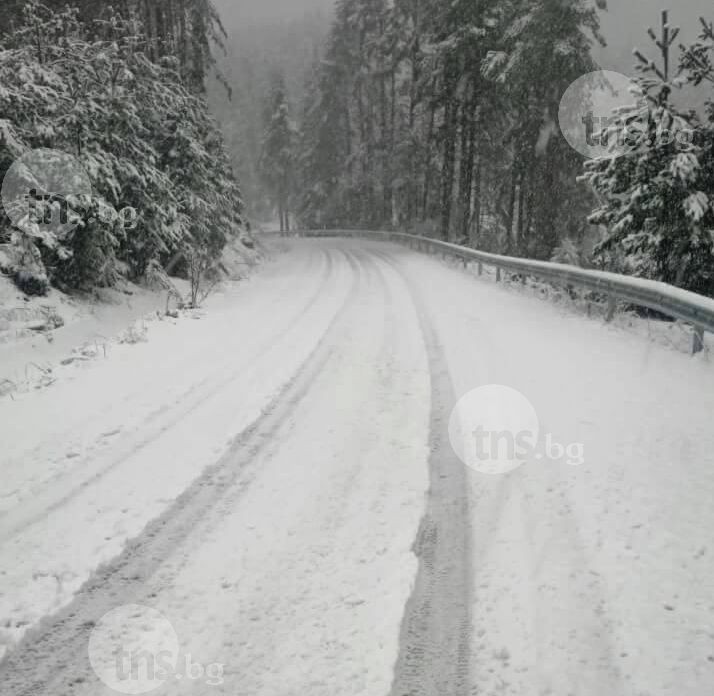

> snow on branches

[{"left": 0, "top": 1, "right": 243, "bottom": 295}]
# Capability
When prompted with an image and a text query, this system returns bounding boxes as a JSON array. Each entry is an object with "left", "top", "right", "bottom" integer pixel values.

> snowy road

[{"left": 1, "top": 239, "right": 714, "bottom": 696}]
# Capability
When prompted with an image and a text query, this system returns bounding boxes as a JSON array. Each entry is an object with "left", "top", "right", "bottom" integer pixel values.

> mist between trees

[
  {"left": 216, "top": 0, "right": 714, "bottom": 297},
  {"left": 3, "top": 1, "right": 714, "bottom": 299}
]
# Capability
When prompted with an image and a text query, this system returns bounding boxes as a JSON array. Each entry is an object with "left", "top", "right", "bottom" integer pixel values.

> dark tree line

[
  {"left": 296, "top": 0, "right": 604, "bottom": 261},
  {"left": 295, "top": 1, "right": 714, "bottom": 297}
]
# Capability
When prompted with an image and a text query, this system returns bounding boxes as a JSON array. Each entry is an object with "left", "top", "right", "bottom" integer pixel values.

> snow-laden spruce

[{"left": 0, "top": 2, "right": 243, "bottom": 295}]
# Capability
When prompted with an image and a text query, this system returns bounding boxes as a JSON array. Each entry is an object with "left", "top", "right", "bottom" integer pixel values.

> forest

[
  {"left": 278, "top": 0, "right": 714, "bottom": 296},
  {"left": 2, "top": 0, "right": 714, "bottom": 298},
  {"left": 0, "top": 0, "right": 243, "bottom": 296}
]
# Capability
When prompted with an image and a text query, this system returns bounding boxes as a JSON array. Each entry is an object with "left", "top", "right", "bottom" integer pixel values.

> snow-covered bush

[
  {"left": 119, "top": 322, "right": 148, "bottom": 345},
  {"left": 0, "top": 239, "right": 50, "bottom": 296},
  {"left": 550, "top": 238, "right": 581, "bottom": 267}
]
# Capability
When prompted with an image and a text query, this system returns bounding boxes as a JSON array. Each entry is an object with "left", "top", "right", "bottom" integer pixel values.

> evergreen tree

[
  {"left": 2, "top": 0, "right": 227, "bottom": 92},
  {"left": 583, "top": 11, "right": 714, "bottom": 295},
  {"left": 259, "top": 73, "right": 297, "bottom": 232},
  {"left": 481, "top": 0, "right": 602, "bottom": 256},
  {"left": 0, "top": 1, "right": 244, "bottom": 294},
  {"left": 295, "top": 0, "right": 603, "bottom": 258}
]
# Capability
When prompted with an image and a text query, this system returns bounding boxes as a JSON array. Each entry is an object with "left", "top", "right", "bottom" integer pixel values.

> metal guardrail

[{"left": 306, "top": 229, "right": 714, "bottom": 354}]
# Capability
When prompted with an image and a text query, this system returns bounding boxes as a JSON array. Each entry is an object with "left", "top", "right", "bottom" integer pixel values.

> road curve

[
  {"left": 0, "top": 242, "right": 457, "bottom": 696},
  {"left": 2, "top": 239, "right": 714, "bottom": 696}
]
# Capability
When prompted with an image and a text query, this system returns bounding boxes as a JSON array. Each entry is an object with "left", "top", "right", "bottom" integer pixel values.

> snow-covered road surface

[{"left": 1, "top": 239, "right": 713, "bottom": 696}]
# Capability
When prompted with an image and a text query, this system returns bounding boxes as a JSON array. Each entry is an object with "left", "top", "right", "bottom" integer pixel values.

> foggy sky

[
  {"left": 596, "top": 0, "right": 712, "bottom": 74},
  {"left": 214, "top": 0, "right": 333, "bottom": 24}
]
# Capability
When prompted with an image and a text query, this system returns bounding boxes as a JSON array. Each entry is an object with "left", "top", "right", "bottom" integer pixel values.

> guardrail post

[
  {"left": 496, "top": 267, "right": 501, "bottom": 283},
  {"left": 478, "top": 262, "right": 483, "bottom": 276},
  {"left": 693, "top": 326, "right": 705, "bottom": 355},
  {"left": 605, "top": 296, "right": 616, "bottom": 322}
]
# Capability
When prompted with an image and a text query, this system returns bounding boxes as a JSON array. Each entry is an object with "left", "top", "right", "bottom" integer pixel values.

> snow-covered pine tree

[
  {"left": 259, "top": 73, "right": 297, "bottom": 233},
  {"left": 583, "top": 10, "right": 714, "bottom": 296},
  {"left": 293, "top": 0, "right": 603, "bottom": 255},
  {"left": 297, "top": 5, "right": 361, "bottom": 229},
  {"left": 0, "top": 1, "right": 243, "bottom": 293},
  {"left": 296, "top": 57, "right": 343, "bottom": 229},
  {"left": 1, "top": 0, "right": 229, "bottom": 93},
  {"left": 483, "top": 0, "right": 603, "bottom": 258}
]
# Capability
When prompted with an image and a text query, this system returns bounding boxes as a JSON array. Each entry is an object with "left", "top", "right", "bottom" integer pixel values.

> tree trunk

[
  {"left": 505, "top": 174, "right": 517, "bottom": 255},
  {"left": 458, "top": 94, "right": 478, "bottom": 243},
  {"left": 420, "top": 77, "right": 438, "bottom": 224},
  {"left": 439, "top": 94, "right": 459, "bottom": 242},
  {"left": 472, "top": 149, "right": 482, "bottom": 247}
]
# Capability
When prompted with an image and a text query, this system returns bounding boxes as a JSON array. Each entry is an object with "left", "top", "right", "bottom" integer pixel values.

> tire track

[
  {"left": 0, "top": 248, "right": 367, "bottom": 696},
  {"left": 1, "top": 245, "right": 324, "bottom": 470},
  {"left": 373, "top": 246, "right": 473, "bottom": 696},
  {"left": 0, "top": 248, "right": 338, "bottom": 542},
  {"left": 376, "top": 242, "right": 624, "bottom": 695}
]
